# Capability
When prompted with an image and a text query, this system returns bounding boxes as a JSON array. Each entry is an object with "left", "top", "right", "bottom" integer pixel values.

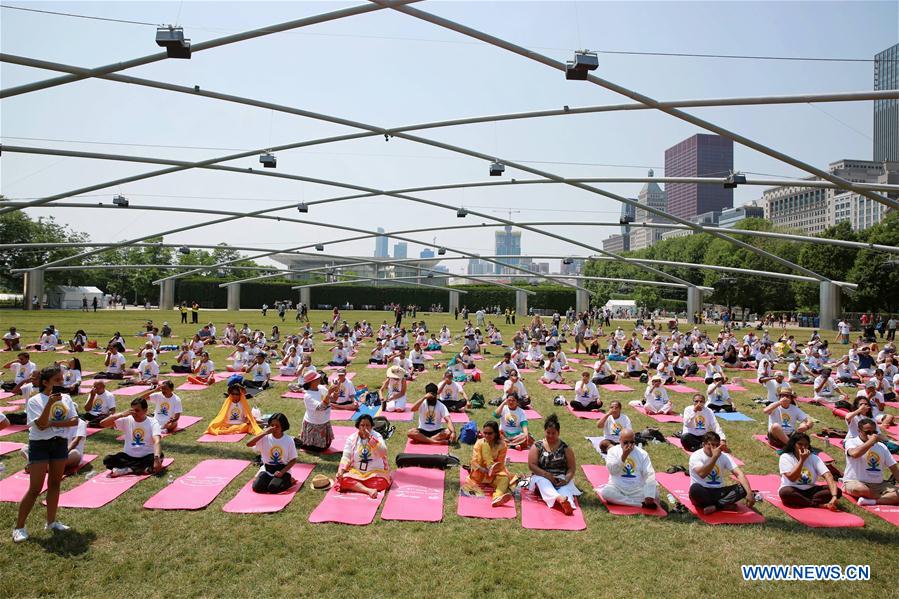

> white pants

[
  {"left": 279, "top": 367, "right": 297, "bottom": 376},
  {"left": 529, "top": 475, "right": 581, "bottom": 508},
  {"left": 386, "top": 396, "right": 407, "bottom": 411},
  {"left": 600, "top": 481, "right": 658, "bottom": 507}
]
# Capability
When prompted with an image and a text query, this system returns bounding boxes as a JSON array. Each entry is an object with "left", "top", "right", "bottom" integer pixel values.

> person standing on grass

[
  {"left": 191, "top": 301, "right": 199, "bottom": 324},
  {"left": 688, "top": 432, "right": 755, "bottom": 515},
  {"left": 13, "top": 366, "right": 79, "bottom": 543},
  {"left": 600, "top": 428, "right": 659, "bottom": 510},
  {"left": 527, "top": 414, "right": 580, "bottom": 516},
  {"left": 778, "top": 432, "right": 841, "bottom": 510},
  {"left": 296, "top": 371, "right": 335, "bottom": 452}
]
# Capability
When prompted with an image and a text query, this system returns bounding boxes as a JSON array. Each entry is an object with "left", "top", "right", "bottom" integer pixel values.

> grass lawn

[{"left": 0, "top": 308, "right": 893, "bottom": 598}]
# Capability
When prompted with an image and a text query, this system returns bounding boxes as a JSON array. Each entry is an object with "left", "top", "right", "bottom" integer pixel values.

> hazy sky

[{"left": 2, "top": 1, "right": 897, "bottom": 274}]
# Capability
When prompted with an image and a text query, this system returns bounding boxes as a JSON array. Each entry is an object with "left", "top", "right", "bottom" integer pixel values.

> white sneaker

[
  {"left": 110, "top": 467, "right": 132, "bottom": 478},
  {"left": 44, "top": 521, "right": 70, "bottom": 532},
  {"left": 12, "top": 528, "right": 28, "bottom": 543},
  {"left": 856, "top": 497, "right": 877, "bottom": 506}
]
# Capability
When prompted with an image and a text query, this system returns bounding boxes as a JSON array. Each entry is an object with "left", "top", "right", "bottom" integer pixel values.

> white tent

[
  {"left": 604, "top": 299, "right": 637, "bottom": 317},
  {"left": 46, "top": 286, "right": 106, "bottom": 310}
]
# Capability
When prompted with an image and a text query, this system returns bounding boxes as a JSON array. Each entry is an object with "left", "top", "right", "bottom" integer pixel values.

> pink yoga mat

[
  {"left": 522, "top": 408, "right": 542, "bottom": 420},
  {"left": 403, "top": 440, "right": 449, "bottom": 455},
  {"left": 752, "top": 434, "right": 833, "bottom": 463},
  {"left": 665, "top": 384, "right": 698, "bottom": 394},
  {"left": 0, "top": 391, "right": 14, "bottom": 400},
  {"left": 567, "top": 358, "right": 581, "bottom": 364},
  {"left": 163, "top": 372, "right": 190, "bottom": 378},
  {"left": 517, "top": 368, "right": 535, "bottom": 373},
  {"left": 366, "top": 364, "right": 389, "bottom": 369},
  {"left": 144, "top": 459, "right": 249, "bottom": 510},
  {"left": 684, "top": 376, "right": 705, "bottom": 383},
  {"left": 113, "top": 385, "right": 154, "bottom": 396},
  {"left": 0, "top": 424, "right": 27, "bottom": 437},
  {"left": 270, "top": 375, "right": 296, "bottom": 382},
  {"left": 176, "top": 382, "right": 214, "bottom": 391},
  {"left": 8, "top": 398, "right": 26, "bottom": 406},
  {"left": 506, "top": 447, "right": 530, "bottom": 463},
  {"left": 747, "top": 474, "right": 864, "bottom": 528},
  {"left": 301, "top": 425, "right": 354, "bottom": 455},
  {"left": 281, "top": 391, "right": 305, "bottom": 399},
  {"left": 599, "top": 384, "right": 634, "bottom": 392},
  {"left": 664, "top": 437, "right": 744, "bottom": 466},
  {"left": 379, "top": 410, "right": 413, "bottom": 422},
  {"left": 457, "top": 470, "right": 517, "bottom": 519},
  {"left": 0, "top": 455, "right": 98, "bottom": 503},
  {"left": 327, "top": 372, "right": 356, "bottom": 384},
  {"left": 542, "top": 382, "right": 574, "bottom": 391},
  {"left": 520, "top": 488, "right": 586, "bottom": 531},
  {"left": 448, "top": 412, "right": 470, "bottom": 423},
  {"left": 840, "top": 486, "right": 899, "bottom": 527},
  {"left": 0, "top": 440, "right": 25, "bottom": 455},
  {"left": 115, "top": 415, "right": 203, "bottom": 441},
  {"left": 725, "top": 384, "right": 749, "bottom": 392},
  {"left": 0, "top": 405, "right": 18, "bottom": 413},
  {"left": 565, "top": 404, "right": 605, "bottom": 420},
  {"left": 223, "top": 463, "right": 315, "bottom": 514},
  {"left": 308, "top": 485, "right": 383, "bottom": 525},
  {"left": 380, "top": 467, "right": 445, "bottom": 522},
  {"left": 655, "top": 472, "right": 765, "bottom": 525},
  {"left": 632, "top": 406, "right": 683, "bottom": 423},
  {"left": 55, "top": 458, "right": 175, "bottom": 509},
  {"left": 328, "top": 408, "right": 358, "bottom": 421},
  {"left": 581, "top": 465, "right": 666, "bottom": 517},
  {"left": 197, "top": 433, "right": 246, "bottom": 443}
]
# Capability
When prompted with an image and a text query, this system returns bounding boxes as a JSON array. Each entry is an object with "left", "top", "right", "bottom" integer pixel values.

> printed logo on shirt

[
  {"left": 780, "top": 412, "right": 793, "bottom": 431},
  {"left": 865, "top": 451, "right": 881, "bottom": 473},
  {"left": 694, "top": 415, "right": 706, "bottom": 430},
  {"left": 131, "top": 428, "right": 146, "bottom": 447},
  {"left": 505, "top": 414, "right": 518, "bottom": 429},
  {"left": 229, "top": 406, "right": 241, "bottom": 421},
  {"left": 269, "top": 445, "right": 285, "bottom": 465},
  {"left": 799, "top": 467, "right": 813, "bottom": 485},
  {"left": 424, "top": 407, "right": 437, "bottom": 426},
  {"left": 706, "top": 465, "right": 722, "bottom": 485},
  {"left": 50, "top": 401, "right": 66, "bottom": 421},
  {"left": 622, "top": 457, "right": 637, "bottom": 478},
  {"left": 611, "top": 421, "right": 622, "bottom": 436},
  {"left": 159, "top": 402, "right": 171, "bottom": 416}
]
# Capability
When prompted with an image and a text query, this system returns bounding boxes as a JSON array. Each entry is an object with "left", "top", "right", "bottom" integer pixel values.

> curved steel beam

[
  {"left": 387, "top": 273, "right": 715, "bottom": 292},
  {"left": 378, "top": 0, "right": 899, "bottom": 213},
  {"left": 291, "top": 276, "right": 466, "bottom": 294},
  {"left": 0, "top": 0, "right": 418, "bottom": 99}
]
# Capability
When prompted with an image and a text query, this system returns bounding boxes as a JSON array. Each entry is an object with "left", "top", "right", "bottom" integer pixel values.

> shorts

[
  {"left": 415, "top": 428, "right": 445, "bottom": 438},
  {"left": 844, "top": 480, "right": 897, "bottom": 498},
  {"left": 28, "top": 437, "right": 68, "bottom": 464}
]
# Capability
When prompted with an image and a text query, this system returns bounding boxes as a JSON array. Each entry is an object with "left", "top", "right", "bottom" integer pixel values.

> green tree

[{"left": 0, "top": 210, "right": 90, "bottom": 291}]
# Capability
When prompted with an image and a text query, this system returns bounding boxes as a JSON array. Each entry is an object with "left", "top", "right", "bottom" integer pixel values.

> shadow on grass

[{"left": 35, "top": 528, "right": 97, "bottom": 557}]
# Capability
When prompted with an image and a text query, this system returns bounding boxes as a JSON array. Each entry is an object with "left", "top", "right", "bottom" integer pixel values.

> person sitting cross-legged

[
  {"left": 763, "top": 387, "right": 813, "bottom": 449},
  {"left": 461, "top": 421, "right": 513, "bottom": 508},
  {"left": 527, "top": 414, "right": 581, "bottom": 516},
  {"left": 246, "top": 413, "right": 297, "bottom": 494},
  {"left": 335, "top": 414, "right": 391, "bottom": 499},
  {"left": 407, "top": 386, "right": 456, "bottom": 445},
  {"left": 688, "top": 431, "right": 755, "bottom": 515},
  {"left": 99, "top": 397, "right": 166, "bottom": 478},
  {"left": 679, "top": 394, "right": 728, "bottom": 452},
  {"left": 842, "top": 417, "right": 899, "bottom": 507},
  {"left": 600, "top": 428, "right": 659, "bottom": 510},
  {"left": 778, "top": 432, "right": 841, "bottom": 510}
]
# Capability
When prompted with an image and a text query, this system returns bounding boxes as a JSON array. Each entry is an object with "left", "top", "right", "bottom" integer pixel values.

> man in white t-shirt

[
  {"left": 82, "top": 380, "right": 116, "bottom": 425},
  {"left": 571, "top": 371, "right": 602, "bottom": 411},
  {"left": 244, "top": 353, "right": 271, "bottom": 389},
  {"left": 687, "top": 432, "right": 755, "bottom": 515},
  {"left": 812, "top": 368, "right": 847, "bottom": 404},
  {"left": 600, "top": 428, "right": 659, "bottom": 509},
  {"left": 141, "top": 381, "right": 183, "bottom": 434},
  {"left": 842, "top": 418, "right": 899, "bottom": 506},
  {"left": 331, "top": 369, "right": 357, "bottom": 408},
  {"left": 763, "top": 371, "right": 790, "bottom": 405},
  {"left": 328, "top": 341, "right": 349, "bottom": 366},
  {"left": 2, "top": 352, "right": 38, "bottom": 393},
  {"left": 596, "top": 401, "right": 631, "bottom": 453},
  {"left": 837, "top": 320, "right": 850, "bottom": 344},
  {"left": 764, "top": 388, "right": 813, "bottom": 448},
  {"left": 407, "top": 388, "right": 455, "bottom": 445},
  {"left": 129, "top": 351, "right": 160, "bottom": 385},
  {"left": 436, "top": 372, "right": 468, "bottom": 412},
  {"left": 679, "top": 394, "right": 727, "bottom": 452},
  {"left": 3, "top": 327, "right": 21, "bottom": 351},
  {"left": 100, "top": 396, "right": 165, "bottom": 477}
]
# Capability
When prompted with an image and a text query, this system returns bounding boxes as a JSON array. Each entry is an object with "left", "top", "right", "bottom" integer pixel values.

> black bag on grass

[
  {"left": 372, "top": 416, "right": 395, "bottom": 440},
  {"left": 395, "top": 453, "right": 460, "bottom": 469}
]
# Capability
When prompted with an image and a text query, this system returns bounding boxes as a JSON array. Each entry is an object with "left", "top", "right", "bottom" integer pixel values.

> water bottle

[
  {"left": 84, "top": 470, "right": 98, "bottom": 480},
  {"left": 251, "top": 406, "right": 262, "bottom": 421},
  {"left": 167, "top": 474, "right": 175, "bottom": 485},
  {"left": 667, "top": 493, "right": 677, "bottom": 506},
  {"left": 753, "top": 492, "right": 763, "bottom": 503}
]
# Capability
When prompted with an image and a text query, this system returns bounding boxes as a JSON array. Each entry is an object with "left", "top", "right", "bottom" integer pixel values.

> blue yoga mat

[{"left": 715, "top": 412, "right": 755, "bottom": 422}]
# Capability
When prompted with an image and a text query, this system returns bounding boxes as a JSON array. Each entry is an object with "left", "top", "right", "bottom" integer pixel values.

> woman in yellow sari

[
  {"left": 463, "top": 421, "right": 513, "bottom": 507},
  {"left": 204, "top": 382, "right": 262, "bottom": 436}
]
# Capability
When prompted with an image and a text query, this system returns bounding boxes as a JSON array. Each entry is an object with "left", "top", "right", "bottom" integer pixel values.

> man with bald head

[{"left": 600, "top": 428, "right": 659, "bottom": 510}]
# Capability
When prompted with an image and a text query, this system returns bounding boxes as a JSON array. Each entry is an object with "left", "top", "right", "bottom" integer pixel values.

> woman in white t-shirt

[
  {"left": 502, "top": 371, "right": 530, "bottom": 408},
  {"left": 187, "top": 352, "right": 216, "bottom": 386},
  {"left": 296, "top": 371, "right": 335, "bottom": 451},
  {"left": 632, "top": 376, "right": 673, "bottom": 415},
  {"left": 596, "top": 401, "right": 631, "bottom": 453},
  {"left": 14, "top": 366, "right": 79, "bottom": 543},
  {"left": 571, "top": 371, "right": 602, "bottom": 412},
  {"left": 144, "top": 381, "right": 182, "bottom": 434},
  {"left": 227, "top": 344, "right": 250, "bottom": 373},
  {"left": 777, "top": 432, "right": 841, "bottom": 509},
  {"left": 59, "top": 358, "right": 83, "bottom": 395},
  {"left": 247, "top": 413, "right": 298, "bottom": 493},
  {"left": 379, "top": 366, "right": 408, "bottom": 412}
]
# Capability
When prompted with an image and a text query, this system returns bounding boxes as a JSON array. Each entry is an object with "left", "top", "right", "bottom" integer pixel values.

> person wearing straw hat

[
  {"left": 336, "top": 414, "right": 390, "bottom": 499},
  {"left": 331, "top": 369, "right": 358, "bottom": 409},
  {"left": 247, "top": 413, "right": 296, "bottom": 494},
  {"left": 630, "top": 375, "right": 674, "bottom": 415},
  {"left": 296, "top": 371, "right": 335, "bottom": 452},
  {"left": 706, "top": 373, "right": 734, "bottom": 413},
  {"left": 763, "top": 386, "right": 813, "bottom": 449},
  {"left": 379, "top": 366, "right": 408, "bottom": 412}
]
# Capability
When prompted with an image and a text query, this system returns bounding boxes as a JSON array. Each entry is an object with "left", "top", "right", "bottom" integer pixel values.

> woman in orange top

[{"left": 462, "top": 420, "right": 512, "bottom": 507}]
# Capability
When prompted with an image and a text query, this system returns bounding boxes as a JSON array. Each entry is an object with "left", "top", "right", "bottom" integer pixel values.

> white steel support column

[
  {"left": 575, "top": 288, "right": 590, "bottom": 313},
  {"left": 159, "top": 279, "right": 175, "bottom": 311},
  {"left": 300, "top": 287, "right": 311, "bottom": 309},
  {"left": 687, "top": 286, "right": 703, "bottom": 324},
  {"left": 819, "top": 281, "right": 841, "bottom": 332},
  {"left": 515, "top": 289, "right": 528, "bottom": 316},
  {"left": 23, "top": 270, "right": 44, "bottom": 310},
  {"left": 227, "top": 284, "right": 241, "bottom": 311},
  {"left": 448, "top": 290, "right": 460, "bottom": 315}
]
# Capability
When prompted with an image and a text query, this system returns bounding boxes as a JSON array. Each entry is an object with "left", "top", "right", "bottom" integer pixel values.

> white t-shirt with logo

[
  {"left": 417, "top": 400, "right": 449, "bottom": 432},
  {"left": 606, "top": 444, "right": 653, "bottom": 489},
  {"left": 114, "top": 415, "right": 161, "bottom": 458},
  {"left": 602, "top": 414, "right": 631, "bottom": 443},
  {"left": 779, "top": 452, "right": 827, "bottom": 490},
  {"left": 767, "top": 404, "right": 808, "bottom": 435},
  {"left": 572, "top": 380, "right": 600, "bottom": 407},
  {"left": 105, "top": 353, "right": 126, "bottom": 374},
  {"left": 844, "top": 437, "right": 897, "bottom": 484},
  {"left": 12, "top": 361, "right": 38, "bottom": 385},
  {"left": 498, "top": 405, "right": 527, "bottom": 438},
  {"left": 254, "top": 433, "right": 297, "bottom": 472},
  {"left": 303, "top": 388, "right": 331, "bottom": 425},
  {"left": 150, "top": 392, "right": 182, "bottom": 427},
  {"left": 87, "top": 390, "right": 116, "bottom": 417},
  {"left": 439, "top": 381, "right": 463, "bottom": 404},
  {"left": 27, "top": 393, "right": 77, "bottom": 441},
  {"left": 334, "top": 379, "right": 356, "bottom": 405},
  {"left": 226, "top": 400, "right": 247, "bottom": 425},
  {"left": 136, "top": 360, "right": 159, "bottom": 381},
  {"left": 248, "top": 362, "right": 271, "bottom": 382},
  {"left": 689, "top": 449, "right": 737, "bottom": 488}
]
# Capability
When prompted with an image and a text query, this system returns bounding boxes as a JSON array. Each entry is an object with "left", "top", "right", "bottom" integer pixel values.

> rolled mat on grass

[
  {"left": 380, "top": 467, "right": 445, "bottom": 522},
  {"left": 581, "top": 465, "right": 666, "bottom": 517},
  {"left": 144, "top": 459, "right": 249, "bottom": 510},
  {"left": 747, "top": 474, "right": 864, "bottom": 528},
  {"left": 655, "top": 472, "right": 765, "bottom": 525},
  {"left": 457, "top": 469, "right": 516, "bottom": 519},
  {"left": 54, "top": 458, "right": 176, "bottom": 509},
  {"left": 223, "top": 464, "right": 315, "bottom": 514}
]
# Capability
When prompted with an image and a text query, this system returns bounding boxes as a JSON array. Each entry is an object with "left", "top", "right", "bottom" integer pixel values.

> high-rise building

[
  {"left": 874, "top": 43, "right": 899, "bottom": 162},
  {"left": 393, "top": 242, "right": 407, "bottom": 259},
  {"left": 664, "top": 134, "right": 734, "bottom": 219},
  {"left": 419, "top": 248, "right": 435, "bottom": 259},
  {"left": 494, "top": 226, "right": 522, "bottom": 274},
  {"left": 467, "top": 256, "right": 492, "bottom": 275},
  {"left": 619, "top": 198, "right": 636, "bottom": 249},
  {"left": 718, "top": 202, "right": 764, "bottom": 228},
  {"left": 602, "top": 234, "right": 625, "bottom": 253},
  {"left": 374, "top": 227, "right": 388, "bottom": 258},
  {"left": 630, "top": 170, "right": 671, "bottom": 251}
]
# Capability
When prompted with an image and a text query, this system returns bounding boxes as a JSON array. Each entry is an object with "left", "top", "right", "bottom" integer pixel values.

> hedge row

[{"left": 173, "top": 278, "right": 577, "bottom": 312}]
